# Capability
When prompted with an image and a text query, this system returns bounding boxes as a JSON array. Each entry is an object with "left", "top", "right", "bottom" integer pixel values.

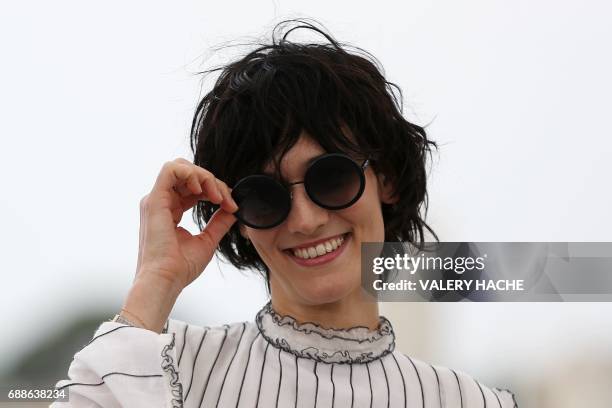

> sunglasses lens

[
  {"left": 305, "top": 155, "right": 364, "bottom": 209},
  {"left": 231, "top": 176, "right": 290, "bottom": 228}
]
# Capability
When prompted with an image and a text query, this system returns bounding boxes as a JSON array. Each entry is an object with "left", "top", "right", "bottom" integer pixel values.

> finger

[
  {"left": 175, "top": 177, "right": 220, "bottom": 213},
  {"left": 215, "top": 179, "right": 239, "bottom": 212},
  {"left": 175, "top": 178, "right": 229, "bottom": 217},
  {"left": 174, "top": 173, "right": 203, "bottom": 197},
  {"left": 172, "top": 159, "right": 227, "bottom": 206},
  {"left": 190, "top": 209, "right": 238, "bottom": 266},
  {"left": 154, "top": 162, "right": 222, "bottom": 203},
  {"left": 179, "top": 163, "right": 223, "bottom": 203},
  {"left": 174, "top": 175, "right": 220, "bottom": 214},
  {"left": 172, "top": 178, "right": 195, "bottom": 197},
  {"left": 173, "top": 157, "right": 193, "bottom": 165},
  {"left": 199, "top": 174, "right": 223, "bottom": 203},
  {"left": 136, "top": 195, "right": 149, "bottom": 273},
  {"left": 153, "top": 161, "right": 190, "bottom": 193},
  {"left": 172, "top": 159, "right": 226, "bottom": 201}
]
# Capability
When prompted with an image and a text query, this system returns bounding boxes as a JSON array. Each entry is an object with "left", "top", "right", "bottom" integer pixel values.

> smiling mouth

[{"left": 284, "top": 232, "right": 350, "bottom": 260}]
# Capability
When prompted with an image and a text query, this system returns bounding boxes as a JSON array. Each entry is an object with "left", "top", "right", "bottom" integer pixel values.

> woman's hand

[
  {"left": 136, "top": 157, "right": 238, "bottom": 288},
  {"left": 122, "top": 158, "right": 239, "bottom": 333}
]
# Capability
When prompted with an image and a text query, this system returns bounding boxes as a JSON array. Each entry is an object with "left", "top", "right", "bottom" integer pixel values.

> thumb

[{"left": 188, "top": 208, "right": 237, "bottom": 268}]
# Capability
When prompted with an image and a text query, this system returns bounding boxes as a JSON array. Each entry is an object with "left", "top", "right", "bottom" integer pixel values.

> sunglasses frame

[{"left": 231, "top": 153, "right": 371, "bottom": 229}]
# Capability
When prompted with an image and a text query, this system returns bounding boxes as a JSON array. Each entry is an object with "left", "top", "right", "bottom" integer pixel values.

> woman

[{"left": 53, "top": 19, "right": 518, "bottom": 408}]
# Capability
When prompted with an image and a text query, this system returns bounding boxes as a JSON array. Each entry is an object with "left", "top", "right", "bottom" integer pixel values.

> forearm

[{"left": 121, "top": 274, "right": 183, "bottom": 333}]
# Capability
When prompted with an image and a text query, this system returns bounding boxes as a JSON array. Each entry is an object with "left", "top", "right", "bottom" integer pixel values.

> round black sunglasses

[{"left": 230, "top": 153, "right": 371, "bottom": 229}]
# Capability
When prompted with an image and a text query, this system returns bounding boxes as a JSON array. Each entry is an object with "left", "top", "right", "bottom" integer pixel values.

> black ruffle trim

[
  {"left": 255, "top": 301, "right": 395, "bottom": 365},
  {"left": 161, "top": 332, "right": 183, "bottom": 408}
]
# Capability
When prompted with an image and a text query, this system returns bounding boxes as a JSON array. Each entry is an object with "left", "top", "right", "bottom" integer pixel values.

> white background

[{"left": 1, "top": 1, "right": 611, "bottom": 406}]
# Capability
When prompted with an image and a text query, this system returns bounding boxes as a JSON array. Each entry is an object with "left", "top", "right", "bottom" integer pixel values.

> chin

[{"left": 298, "top": 274, "right": 360, "bottom": 305}]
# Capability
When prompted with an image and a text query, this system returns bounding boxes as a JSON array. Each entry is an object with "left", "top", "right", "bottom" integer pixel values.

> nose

[{"left": 285, "top": 183, "right": 329, "bottom": 235}]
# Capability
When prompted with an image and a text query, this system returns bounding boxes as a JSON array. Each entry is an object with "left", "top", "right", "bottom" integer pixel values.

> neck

[{"left": 269, "top": 288, "right": 380, "bottom": 331}]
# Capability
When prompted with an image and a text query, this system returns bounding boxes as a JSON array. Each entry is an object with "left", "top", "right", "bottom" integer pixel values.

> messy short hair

[{"left": 190, "top": 19, "right": 438, "bottom": 294}]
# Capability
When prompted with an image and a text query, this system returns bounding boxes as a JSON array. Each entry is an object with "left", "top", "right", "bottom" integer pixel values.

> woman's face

[{"left": 240, "top": 130, "right": 397, "bottom": 307}]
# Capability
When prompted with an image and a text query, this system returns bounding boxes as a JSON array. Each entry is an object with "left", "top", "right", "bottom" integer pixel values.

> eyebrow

[{"left": 262, "top": 153, "right": 326, "bottom": 178}]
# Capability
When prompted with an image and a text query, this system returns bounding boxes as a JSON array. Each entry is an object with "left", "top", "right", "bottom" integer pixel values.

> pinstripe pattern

[
  {"left": 235, "top": 331, "right": 260, "bottom": 408},
  {"left": 178, "top": 323, "right": 188, "bottom": 366},
  {"left": 475, "top": 379, "right": 487, "bottom": 408},
  {"left": 313, "top": 361, "right": 319, "bottom": 408},
  {"left": 366, "top": 361, "right": 373, "bottom": 408},
  {"left": 380, "top": 359, "right": 390, "bottom": 408},
  {"left": 452, "top": 369, "right": 464, "bottom": 408},
  {"left": 349, "top": 364, "right": 355, "bottom": 408},
  {"left": 391, "top": 353, "right": 407, "bottom": 407},
  {"left": 431, "top": 364, "right": 443, "bottom": 408},
  {"left": 197, "top": 325, "right": 229, "bottom": 407},
  {"left": 295, "top": 354, "right": 299, "bottom": 408},
  {"left": 216, "top": 323, "right": 246, "bottom": 407},
  {"left": 184, "top": 329, "right": 207, "bottom": 401},
  {"left": 275, "top": 348, "right": 282, "bottom": 408},
  {"left": 330, "top": 364, "right": 335, "bottom": 407},
  {"left": 52, "top": 312, "right": 519, "bottom": 408},
  {"left": 255, "top": 341, "right": 270, "bottom": 407}
]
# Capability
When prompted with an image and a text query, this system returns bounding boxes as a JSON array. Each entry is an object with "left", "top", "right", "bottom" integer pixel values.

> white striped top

[{"left": 52, "top": 301, "right": 518, "bottom": 408}]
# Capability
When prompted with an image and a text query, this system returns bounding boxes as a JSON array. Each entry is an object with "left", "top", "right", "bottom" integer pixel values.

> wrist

[
  {"left": 113, "top": 313, "right": 144, "bottom": 328},
  {"left": 133, "top": 272, "right": 184, "bottom": 300},
  {"left": 122, "top": 274, "right": 182, "bottom": 334}
]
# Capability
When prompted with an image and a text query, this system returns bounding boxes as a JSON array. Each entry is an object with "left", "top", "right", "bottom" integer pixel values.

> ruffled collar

[{"left": 255, "top": 301, "right": 395, "bottom": 364}]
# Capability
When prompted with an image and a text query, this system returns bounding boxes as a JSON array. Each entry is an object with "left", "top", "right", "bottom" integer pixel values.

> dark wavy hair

[{"left": 189, "top": 19, "right": 438, "bottom": 294}]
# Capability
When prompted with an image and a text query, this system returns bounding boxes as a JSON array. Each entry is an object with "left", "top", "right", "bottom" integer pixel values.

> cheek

[
  {"left": 344, "top": 179, "right": 384, "bottom": 221},
  {"left": 342, "top": 184, "right": 386, "bottom": 240},
  {"left": 248, "top": 231, "right": 279, "bottom": 261}
]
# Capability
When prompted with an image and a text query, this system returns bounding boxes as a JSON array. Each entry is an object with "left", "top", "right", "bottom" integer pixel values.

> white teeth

[{"left": 291, "top": 234, "right": 346, "bottom": 259}]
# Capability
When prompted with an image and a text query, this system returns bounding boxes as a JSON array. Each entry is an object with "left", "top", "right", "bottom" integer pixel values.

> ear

[{"left": 376, "top": 172, "right": 399, "bottom": 205}]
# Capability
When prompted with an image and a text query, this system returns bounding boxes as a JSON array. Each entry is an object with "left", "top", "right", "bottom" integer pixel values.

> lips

[
  {"left": 286, "top": 233, "right": 348, "bottom": 251},
  {"left": 285, "top": 232, "right": 351, "bottom": 266}
]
